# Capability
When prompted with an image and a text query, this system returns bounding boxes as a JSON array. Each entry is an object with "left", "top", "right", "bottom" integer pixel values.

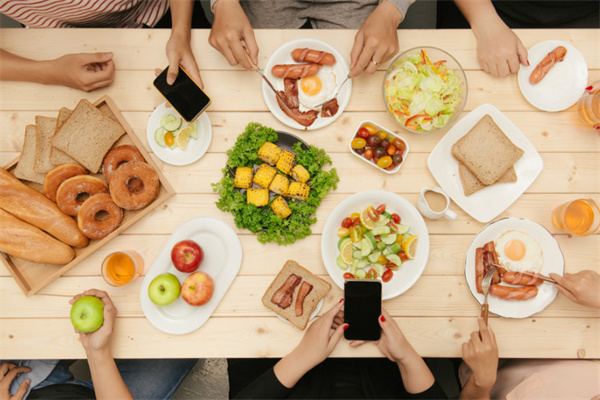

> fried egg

[
  {"left": 494, "top": 230, "right": 543, "bottom": 273},
  {"left": 298, "top": 66, "right": 337, "bottom": 110}
]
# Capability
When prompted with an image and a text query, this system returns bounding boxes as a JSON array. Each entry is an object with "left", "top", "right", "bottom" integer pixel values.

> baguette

[
  {"left": 0, "top": 209, "right": 74, "bottom": 265},
  {"left": 0, "top": 168, "right": 88, "bottom": 248}
]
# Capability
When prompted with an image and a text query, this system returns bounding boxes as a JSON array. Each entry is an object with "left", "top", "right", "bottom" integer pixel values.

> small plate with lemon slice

[
  {"left": 321, "top": 190, "right": 429, "bottom": 300},
  {"left": 147, "top": 102, "right": 212, "bottom": 166}
]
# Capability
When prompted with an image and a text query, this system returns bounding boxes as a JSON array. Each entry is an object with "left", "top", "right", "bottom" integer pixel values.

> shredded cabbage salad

[{"left": 385, "top": 49, "right": 462, "bottom": 132}]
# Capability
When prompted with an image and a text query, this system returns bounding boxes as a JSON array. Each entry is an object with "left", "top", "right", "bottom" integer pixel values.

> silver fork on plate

[
  {"left": 312, "top": 73, "right": 351, "bottom": 108},
  {"left": 480, "top": 266, "right": 497, "bottom": 325}
]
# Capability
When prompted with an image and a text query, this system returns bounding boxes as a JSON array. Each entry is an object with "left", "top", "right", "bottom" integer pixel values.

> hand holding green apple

[{"left": 69, "top": 289, "right": 117, "bottom": 354}]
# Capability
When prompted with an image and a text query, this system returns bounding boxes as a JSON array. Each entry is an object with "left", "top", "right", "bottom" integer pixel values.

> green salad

[
  {"left": 385, "top": 49, "right": 462, "bottom": 132},
  {"left": 212, "top": 122, "right": 339, "bottom": 245}
]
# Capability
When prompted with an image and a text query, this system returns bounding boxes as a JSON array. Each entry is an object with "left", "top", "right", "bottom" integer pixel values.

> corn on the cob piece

[
  {"left": 269, "top": 174, "right": 289, "bottom": 195},
  {"left": 252, "top": 164, "right": 277, "bottom": 189},
  {"left": 291, "top": 164, "right": 310, "bottom": 183},
  {"left": 247, "top": 188, "right": 269, "bottom": 207},
  {"left": 271, "top": 196, "right": 292, "bottom": 219},
  {"left": 257, "top": 142, "right": 282, "bottom": 166},
  {"left": 288, "top": 181, "right": 310, "bottom": 201},
  {"left": 276, "top": 150, "right": 296, "bottom": 175},
  {"left": 234, "top": 167, "right": 254, "bottom": 189}
]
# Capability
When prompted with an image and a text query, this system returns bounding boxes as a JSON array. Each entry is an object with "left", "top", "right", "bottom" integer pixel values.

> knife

[
  {"left": 243, "top": 51, "right": 292, "bottom": 111},
  {"left": 491, "top": 263, "right": 557, "bottom": 284}
]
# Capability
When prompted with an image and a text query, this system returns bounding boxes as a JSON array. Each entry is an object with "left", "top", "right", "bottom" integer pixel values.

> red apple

[
  {"left": 171, "top": 240, "right": 203, "bottom": 273},
  {"left": 181, "top": 271, "right": 214, "bottom": 306}
]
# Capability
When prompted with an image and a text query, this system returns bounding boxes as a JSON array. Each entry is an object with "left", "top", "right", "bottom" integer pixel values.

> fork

[
  {"left": 480, "top": 266, "right": 497, "bottom": 325},
  {"left": 312, "top": 73, "right": 351, "bottom": 108}
]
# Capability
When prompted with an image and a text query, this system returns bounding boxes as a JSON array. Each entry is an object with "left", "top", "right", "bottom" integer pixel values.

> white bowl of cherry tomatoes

[{"left": 349, "top": 121, "right": 409, "bottom": 174}]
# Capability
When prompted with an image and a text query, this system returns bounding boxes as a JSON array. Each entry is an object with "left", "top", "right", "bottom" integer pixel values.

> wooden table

[{"left": 1, "top": 28, "right": 598, "bottom": 360}]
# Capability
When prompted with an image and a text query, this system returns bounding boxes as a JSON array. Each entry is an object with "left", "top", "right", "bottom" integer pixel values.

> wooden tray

[{"left": 1, "top": 96, "right": 175, "bottom": 296}]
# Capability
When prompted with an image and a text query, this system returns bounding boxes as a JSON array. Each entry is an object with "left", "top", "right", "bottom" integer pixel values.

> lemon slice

[
  {"left": 176, "top": 128, "right": 190, "bottom": 150},
  {"left": 341, "top": 240, "right": 354, "bottom": 265},
  {"left": 360, "top": 206, "right": 376, "bottom": 230},
  {"left": 403, "top": 235, "right": 418, "bottom": 260}
]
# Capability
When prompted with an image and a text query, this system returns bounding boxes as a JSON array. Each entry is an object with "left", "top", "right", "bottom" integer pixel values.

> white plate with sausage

[
  {"left": 464, "top": 217, "right": 564, "bottom": 319},
  {"left": 262, "top": 37, "right": 352, "bottom": 131},
  {"left": 518, "top": 40, "right": 588, "bottom": 112}
]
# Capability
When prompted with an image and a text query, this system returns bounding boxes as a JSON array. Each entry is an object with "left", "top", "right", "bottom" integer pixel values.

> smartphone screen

[
  {"left": 344, "top": 280, "right": 382, "bottom": 341},
  {"left": 153, "top": 66, "right": 211, "bottom": 123}
]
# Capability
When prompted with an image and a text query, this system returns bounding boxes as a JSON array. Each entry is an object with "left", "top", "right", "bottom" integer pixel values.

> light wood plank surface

[{"left": 0, "top": 28, "right": 598, "bottom": 360}]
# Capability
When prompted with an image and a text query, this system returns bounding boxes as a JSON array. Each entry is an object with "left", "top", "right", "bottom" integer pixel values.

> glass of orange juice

[
  {"left": 101, "top": 251, "right": 144, "bottom": 286},
  {"left": 577, "top": 81, "right": 600, "bottom": 128},
  {"left": 551, "top": 199, "right": 600, "bottom": 236}
]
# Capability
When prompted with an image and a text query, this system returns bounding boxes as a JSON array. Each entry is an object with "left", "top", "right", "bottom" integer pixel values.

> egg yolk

[
  {"left": 300, "top": 76, "right": 322, "bottom": 96},
  {"left": 504, "top": 239, "right": 526, "bottom": 261}
]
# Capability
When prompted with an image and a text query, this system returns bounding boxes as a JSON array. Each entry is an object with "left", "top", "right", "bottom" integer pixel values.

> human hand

[
  {"left": 462, "top": 317, "right": 498, "bottom": 393},
  {"left": 349, "top": 1, "right": 404, "bottom": 77},
  {"left": 0, "top": 363, "right": 30, "bottom": 400},
  {"left": 48, "top": 53, "right": 115, "bottom": 92},
  {"left": 550, "top": 270, "right": 600, "bottom": 309},
  {"left": 69, "top": 289, "right": 117, "bottom": 355},
  {"left": 166, "top": 31, "right": 203, "bottom": 88},
  {"left": 209, "top": 0, "right": 258, "bottom": 70}
]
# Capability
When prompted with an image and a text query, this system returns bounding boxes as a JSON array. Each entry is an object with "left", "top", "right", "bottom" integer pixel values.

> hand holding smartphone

[
  {"left": 153, "top": 66, "right": 211, "bottom": 123},
  {"left": 344, "top": 280, "right": 382, "bottom": 341}
]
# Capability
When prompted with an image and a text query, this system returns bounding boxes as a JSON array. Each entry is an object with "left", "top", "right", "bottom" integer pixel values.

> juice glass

[
  {"left": 577, "top": 81, "right": 600, "bottom": 128},
  {"left": 551, "top": 199, "right": 600, "bottom": 236},
  {"left": 101, "top": 251, "right": 144, "bottom": 286}
]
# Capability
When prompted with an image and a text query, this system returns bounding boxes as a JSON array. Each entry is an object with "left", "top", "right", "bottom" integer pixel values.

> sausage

[
  {"left": 529, "top": 46, "right": 567, "bottom": 85},
  {"left": 271, "top": 63, "right": 321, "bottom": 79},
  {"left": 503, "top": 271, "right": 544, "bottom": 286},
  {"left": 475, "top": 247, "right": 485, "bottom": 294},
  {"left": 295, "top": 281, "right": 313, "bottom": 317},
  {"left": 291, "top": 48, "right": 336, "bottom": 65},
  {"left": 489, "top": 284, "right": 538, "bottom": 300}
]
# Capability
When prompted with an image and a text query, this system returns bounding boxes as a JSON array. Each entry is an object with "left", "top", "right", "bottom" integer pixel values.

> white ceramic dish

[
  {"left": 348, "top": 120, "right": 409, "bottom": 174},
  {"left": 428, "top": 103, "right": 544, "bottom": 223},
  {"left": 262, "top": 37, "right": 352, "bottom": 131},
  {"left": 518, "top": 40, "right": 588, "bottom": 112},
  {"left": 464, "top": 217, "right": 564, "bottom": 319},
  {"left": 146, "top": 102, "right": 212, "bottom": 166},
  {"left": 321, "top": 190, "right": 430, "bottom": 300},
  {"left": 139, "top": 216, "right": 242, "bottom": 335}
]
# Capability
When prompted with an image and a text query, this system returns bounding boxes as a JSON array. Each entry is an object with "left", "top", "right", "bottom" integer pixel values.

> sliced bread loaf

[
  {"left": 13, "top": 125, "right": 46, "bottom": 184},
  {"left": 50, "top": 108, "right": 81, "bottom": 167},
  {"left": 33, "top": 116, "right": 58, "bottom": 173},
  {"left": 458, "top": 162, "right": 517, "bottom": 196}
]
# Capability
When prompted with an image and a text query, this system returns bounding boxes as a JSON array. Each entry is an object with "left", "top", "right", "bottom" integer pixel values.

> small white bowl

[{"left": 348, "top": 120, "right": 410, "bottom": 174}]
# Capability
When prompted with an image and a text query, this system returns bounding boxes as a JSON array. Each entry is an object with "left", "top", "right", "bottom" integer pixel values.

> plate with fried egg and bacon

[
  {"left": 262, "top": 38, "right": 352, "bottom": 131},
  {"left": 464, "top": 217, "right": 564, "bottom": 318}
]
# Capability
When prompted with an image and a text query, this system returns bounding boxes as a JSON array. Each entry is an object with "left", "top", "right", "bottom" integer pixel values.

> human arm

[
  {"left": 550, "top": 270, "right": 600, "bottom": 309},
  {"left": 70, "top": 289, "right": 133, "bottom": 400},
  {"left": 0, "top": 363, "right": 30, "bottom": 400},
  {"left": 165, "top": 0, "right": 203, "bottom": 87},
  {"left": 208, "top": 0, "right": 259, "bottom": 70},
  {"left": 459, "top": 318, "right": 498, "bottom": 400},
  {"left": 453, "top": 0, "right": 528, "bottom": 77},
  {"left": 0, "top": 49, "right": 114, "bottom": 92}
]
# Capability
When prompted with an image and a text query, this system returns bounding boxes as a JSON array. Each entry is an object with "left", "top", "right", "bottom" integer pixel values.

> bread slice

[
  {"left": 262, "top": 260, "right": 331, "bottom": 330},
  {"left": 50, "top": 108, "right": 81, "bottom": 167},
  {"left": 458, "top": 162, "right": 517, "bottom": 196},
  {"left": 52, "top": 99, "right": 125, "bottom": 173},
  {"left": 33, "top": 116, "right": 58, "bottom": 173},
  {"left": 451, "top": 115, "right": 524, "bottom": 185},
  {"left": 13, "top": 125, "right": 46, "bottom": 184}
]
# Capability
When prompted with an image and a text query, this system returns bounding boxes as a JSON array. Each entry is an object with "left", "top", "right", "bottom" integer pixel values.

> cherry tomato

[
  {"left": 363, "top": 123, "right": 377, "bottom": 135},
  {"left": 382, "top": 269, "right": 393, "bottom": 282},
  {"left": 376, "top": 204, "right": 386, "bottom": 214},
  {"left": 350, "top": 212, "right": 360, "bottom": 220},
  {"left": 351, "top": 218, "right": 361, "bottom": 227},
  {"left": 364, "top": 148, "right": 373, "bottom": 160},
  {"left": 386, "top": 164, "right": 395, "bottom": 171},
  {"left": 380, "top": 139, "right": 390, "bottom": 149},
  {"left": 385, "top": 262, "right": 399, "bottom": 271},
  {"left": 367, "top": 135, "right": 381, "bottom": 148},
  {"left": 367, "top": 268, "right": 378, "bottom": 279},
  {"left": 164, "top": 131, "right": 175, "bottom": 147},
  {"left": 391, "top": 213, "right": 401, "bottom": 224},
  {"left": 351, "top": 138, "right": 366, "bottom": 149},
  {"left": 375, "top": 235, "right": 381, "bottom": 243},
  {"left": 387, "top": 145, "right": 396, "bottom": 156},
  {"left": 354, "top": 147, "right": 365, "bottom": 155},
  {"left": 393, "top": 138, "right": 406, "bottom": 151},
  {"left": 357, "top": 127, "right": 370, "bottom": 138},
  {"left": 373, "top": 147, "right": 386, "bottom": 158},
  {"left": 376, "top": 130, "right": 388, "bottom": 140},
  {"left": 377, "top": 156, "right": 393, "bottom": 169},
  {"left": 387, "top": 221, "right": 398, "bottom": 232},
  {"left": 399, "top": 250, "right": 409, "bottom": 261},
  {"left": 373, "top": 156, "right": 380, "bottom": 165},
  {"left": 343, "top": 272, "right": 355, "bottom": 280},
  {"left": 337, "top": 228, "right": 349, "bottom": 237},
  {"left": 378, "top": 255, "right": 388, "bottom": 265},
  {"left": 392, "top": 153, "right": 403, "bottom": 166},
  {"left": 341, "top": 217, "right": 353, "bottom": 229},
  {"left": 367, "top": 207, "right": 379, "bottom": 221}
]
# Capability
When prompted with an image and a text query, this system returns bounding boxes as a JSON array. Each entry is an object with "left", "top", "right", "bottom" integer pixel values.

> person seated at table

[
  {"left": 0, "top": 289, "right": 195, "bottom": 400},
  {"left": 228, "top": 300, "right": 447, "bottom": 399},
  {"left": 437, "top": 0, "right": 599, "bottom": 78},
  {"left": 208, "top": 0, "right": 415, "bottom": 77},
  {"left": 0, "top": 0, "right": 208, "bottom": 90}
]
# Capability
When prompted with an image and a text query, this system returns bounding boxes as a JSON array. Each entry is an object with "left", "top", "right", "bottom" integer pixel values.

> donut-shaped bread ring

[
  {"left": 77, "top": 193, "right": 123, "bottom": 240},
  {"left": 102, "top": 145, "right": 145, "bottom": 183},
  {"left": 109, "top": 160, "right": 159, "bottom": 210},
  {"left": 56, "top": 175, "right": 109, "bottom": 216},
  {"left": 43, "top": 164, "right": 87, "bottom": 202}
]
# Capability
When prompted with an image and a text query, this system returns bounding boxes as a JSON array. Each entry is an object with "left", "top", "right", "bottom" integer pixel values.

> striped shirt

[{"left": 0, "top": 0, "right": 169, "bottom": 28}]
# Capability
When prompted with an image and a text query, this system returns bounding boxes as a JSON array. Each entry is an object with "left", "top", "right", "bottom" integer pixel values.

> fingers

[
  {"left": 83, "top": 52, "right": 113, "bottom": 64},
  {"left": 350, "top": 42, "right": 375, "bottom": 78},
  {"left": 14, "top": 378, "right": 30, "bottom": 400},
  {"left": 242, "top": 26, "right": 259, "bottom": 65},
  {"left": 2, "top": 366, "right": 30, "bottom": 386},
  {"left": 349, "top": 33, "right": 364, "bottom": 70},
  {"left": 508, "top": 54, "right": 520, "bottom": 74},
  {"left": 231, "top": 39, "right": 254, "bottom": 71},
  {"left": 328, "top": 322, "right": 346, "bottom": 351},
  {"left": 1, "top": 362, "right": 16, "bottom": 376},
  {"left": 154, "top": 68, "right": 162, "bottom": 77},
  {"left": 555, "top": 284, "right": 578, "bottom": 304},
  {"left": 516, "top": 40, "right": 529, "bottom": 66},
  {"left": 349, "top": 340, "right": 365, "bottom": 347},
  {"left": 477, "top": 317, "right": 494, "bottom": 344},
  {"left": 323, "top": 299, "right": 345, "bottom": 323}
]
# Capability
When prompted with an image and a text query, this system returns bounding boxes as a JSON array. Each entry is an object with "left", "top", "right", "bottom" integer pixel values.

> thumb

[
  {"left": 516, "top": 40, "right": 528, "bottom": 66},
  {"left": 166, "top": 63, "right": 179, "bottom": 85},
  {"left": 328, "top": 323, "right": 346, "bottom": 352},
  {"left": 86, "top": 52, "right": 113, "bottom": 63},
  {"left": 15, "top": 378, "right": 30, "bottom": 400}
]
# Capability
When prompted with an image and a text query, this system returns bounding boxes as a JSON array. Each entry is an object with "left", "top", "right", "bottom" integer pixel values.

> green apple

[
  {"left": 148, "top": 273, "right": 181, "bottom": 306},
  {"left": 70, "top": 296, "right": 105, "bottom": 333}
]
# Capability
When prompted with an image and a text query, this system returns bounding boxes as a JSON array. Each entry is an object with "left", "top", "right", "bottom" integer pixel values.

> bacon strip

[
  {"left": 271, "top": 274, "right": 302, "bottom": 309},
  {"left": 295, "top": 281, "right": 313, "bottom": 317},
  {"left": 275, "top": 79, "right": 318, "bottom": 127},
  {"left": 321, "top": 98, "right": 339, "bottom": 118}
]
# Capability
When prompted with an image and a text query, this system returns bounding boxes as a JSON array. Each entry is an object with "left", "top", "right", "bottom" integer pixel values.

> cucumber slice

[
  {"left": 338, "top": 237, "right": 350, "bottom": 250},
  {"left": 371, "top": 263, "right": 384, "bottom": 277},
  {"left": 388, "top": 242, "right": 401, "bottom": 254},
  {"left": 350, "top": 263, "right": 357, "bottom": 276},
  {"left": 386, "top": 254, "right": 402, "bottom": 267},
  {"left": 355, "top": 269, "right": 367, "bottom": 279},
  {"left": 402, "top": 233, "right": 412, "bottom": 244},
  {"left": 364, "top": 231, "right": 377, "bottom": 248},
  {"left": 356, "top": 259, "right": 368, "bottom": 270},
  {"left": 189, "top": 122, "right": 198, "bottom": 139},
  {"left": 396, "top": 223, "right": 410, "bottom": 234},
  {"left": 336, "top": 255, "right": 349, "bottom": 270},
  {"left": 381, "top": 233, "right": 397, "bottom": 245},
  {"left": 377, "top": 242, "right": 387, "bottom": 251},
  {"left": 353, "top": 241, "right": 362, "bottom": 250},
  {"left": 353, "top": 250, "right": 364, "bottom": 260},
  {"left": 372, "top": 226, "right": 391, "bottom": 236},
  {"left": 383, "top": 248, "right": 392, "bottom": 256},
  {"left": 379, "top": 216, "right": 391, "bottom": 225},
  {"left": 161, "top": 114, "right": 182, "bottom": 132},
  {"left": 154, "top": 127, "right": 166, "bottom": 147},
  {"left": 367, "top": 251, "right": 382, "bottom": 263},
  {"left": 360, "top": 238, "right": 372, "bottom": 258}
]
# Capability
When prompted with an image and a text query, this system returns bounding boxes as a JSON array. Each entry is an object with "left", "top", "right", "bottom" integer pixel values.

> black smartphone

[
  {"left": 153, "top": 66, "right": 211, "bottom": 123},
  {"left": 344, "top": 280, "right": 382, "bottom": 341}
]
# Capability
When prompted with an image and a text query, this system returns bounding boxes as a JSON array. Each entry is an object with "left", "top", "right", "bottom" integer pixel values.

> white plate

[
  {"left": 428, "top": 103, "right": 543, "bottom": 223},
  {"left": 518, "top": 40, "right": 588, "bottom": 112},
  {"left": 146, "top": 102, "right": 212, "bottom": 166},
  {"left": 262, "top": 37, "right": 352, "bottom": 131},
  {"left": 321, "top": 190, "right": 430, "bottom": 300},
  {"left": 276, "top": 298, "right": 323, "bottom": 325},
  {"left": 464, "top": 217, "right": 564, "bottom": 319},
  {"left": 139, "top": 216, "right": 242, "bottom": 335}
]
